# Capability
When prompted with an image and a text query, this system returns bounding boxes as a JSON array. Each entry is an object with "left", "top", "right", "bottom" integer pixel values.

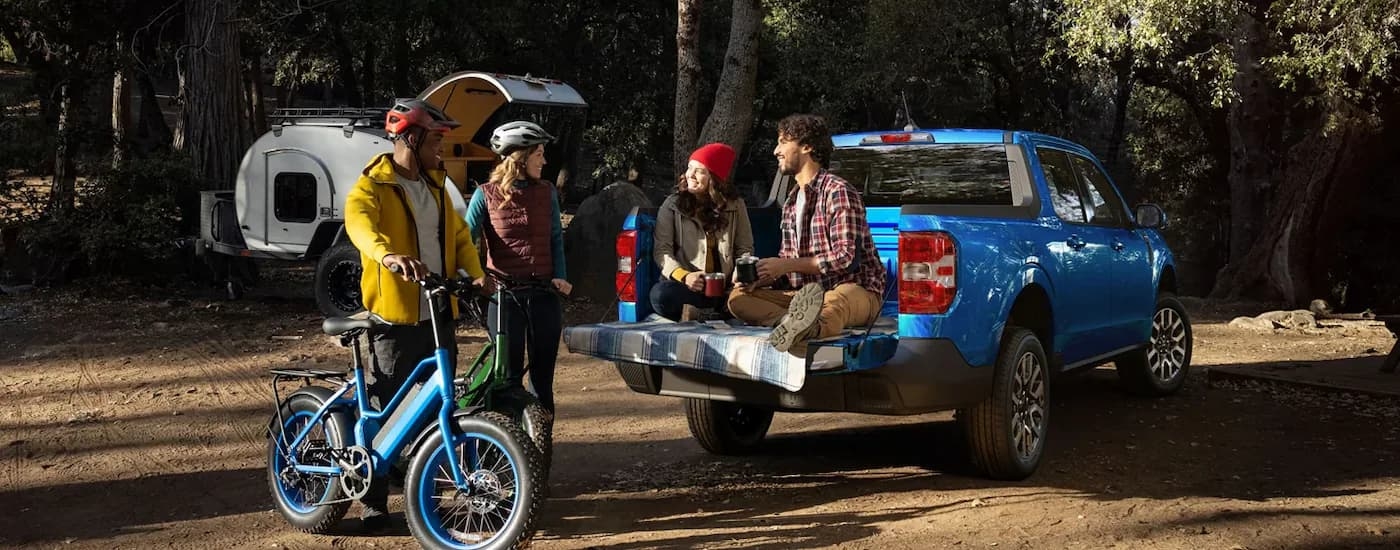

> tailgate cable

[{"left": 848, "top": 261, "right": 897, "bottom": 358}]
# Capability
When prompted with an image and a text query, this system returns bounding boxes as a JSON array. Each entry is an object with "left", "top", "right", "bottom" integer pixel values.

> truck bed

[{"left": 562, "top": 316, "right": 899, "bottom": 391}]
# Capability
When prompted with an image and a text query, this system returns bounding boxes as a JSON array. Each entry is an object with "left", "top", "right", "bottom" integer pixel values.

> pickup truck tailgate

[{"left": 562, "top": 318, "right": 898, "bottom": 391}]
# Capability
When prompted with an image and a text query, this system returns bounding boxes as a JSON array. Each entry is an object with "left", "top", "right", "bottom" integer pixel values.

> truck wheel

[
  {"left": 963, "top": 326, "right": 1049, "bottom": 480},
  {"left": 1116, "top": 294, "right": 1193, "bottom": 396},
  {"left": 314, "top": 242, "right": 363, "bottom": 318},
  {"left": 684, "top": 399, "right": 773, "bottom": 455}
]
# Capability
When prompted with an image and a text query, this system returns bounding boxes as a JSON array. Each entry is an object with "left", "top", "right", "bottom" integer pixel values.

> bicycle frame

[
  {"left": 455, "top": 287, "right": 524, "bottom": 409},
  {"left": 280, "top": 283, "right": 477, "bottom": 490}
]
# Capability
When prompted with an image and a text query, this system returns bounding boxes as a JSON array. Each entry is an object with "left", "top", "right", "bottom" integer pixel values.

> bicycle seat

[{"left": 322, "top": 312, "right": 390, "bottom": 336}]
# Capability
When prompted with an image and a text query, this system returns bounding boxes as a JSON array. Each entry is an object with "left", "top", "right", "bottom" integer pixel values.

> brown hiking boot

[{"left": 768, "top": 283, "right": 824, "bottom": 352}]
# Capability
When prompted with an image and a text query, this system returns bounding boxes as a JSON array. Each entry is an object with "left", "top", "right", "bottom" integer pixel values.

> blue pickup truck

[{"left": 563, "top": 129, "right": 1192, "bottom": 480}]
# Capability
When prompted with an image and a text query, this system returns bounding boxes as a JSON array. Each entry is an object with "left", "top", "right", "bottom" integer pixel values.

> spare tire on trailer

[{"left": 315, "top": 242, "right": 364, "bottom": 318}]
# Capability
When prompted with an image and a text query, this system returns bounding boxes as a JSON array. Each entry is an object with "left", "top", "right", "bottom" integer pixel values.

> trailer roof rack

[{"left": 269, "top": 107, "right": 388, "bottom": 126}]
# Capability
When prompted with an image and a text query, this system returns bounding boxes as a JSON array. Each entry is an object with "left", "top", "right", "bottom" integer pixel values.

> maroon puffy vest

[{"left": 480, "top": 180, "right": 554, "bottom": 279}]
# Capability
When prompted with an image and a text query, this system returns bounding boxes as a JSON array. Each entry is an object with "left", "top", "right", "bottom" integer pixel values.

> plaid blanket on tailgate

[{"left": 562, "top": 319, "right": 807, "bottom": 391}]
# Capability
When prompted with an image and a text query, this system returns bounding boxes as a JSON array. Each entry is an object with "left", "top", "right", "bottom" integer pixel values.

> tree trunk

[
  {"left": 360, "top": 41, "right": 377, "bottom": 106},
  {"left": 112, "top": 32, "right": 130, "bottom": 168},
  {"left": 673, "top": 0, "right": 702, "bottom": 174},
  {"left": 697, "top": 0, "right": 763, "bottom": 158},
  {"left": 328, "top": 8, "right": 361, "bottom": 106},
  {"left": 173, "top": 57, "right": 187, "bottom": 152},
  {"left": 51, "top": 82, "right": 77, "bottom": 213},
  {"left": 996, "top": 0, "right": 1025, "bottom": 126},
  {"left": 248, "top": 48, "right": 267, "bottom": 136},
  {"left": 1223, "top": 10, "right": 1280, "bottom": 264},
  {"left": 134, "top": 71, "right": 171, "bottom": 154},
  {"left": 1105, "top": 54, "right": 1134, "bottom": 181},
  {"left": 182, "top": 0, "right": 246, "bottom": 190},
  {"left": 392, "top": 30, "right": 411, "bottom": 97},
  {"left": 1210, "top": 123, "right": 1379, "bottom": 305}
]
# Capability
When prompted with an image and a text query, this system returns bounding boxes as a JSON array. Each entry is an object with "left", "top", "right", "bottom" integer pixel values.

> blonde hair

[{"left": 487, "top": 147, "right": 534, "bottom": 205}]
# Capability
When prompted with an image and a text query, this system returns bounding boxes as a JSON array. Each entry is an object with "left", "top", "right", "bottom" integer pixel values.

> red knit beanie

[{"left": 688, "top": 143, "right": 736, "bottom": 183}]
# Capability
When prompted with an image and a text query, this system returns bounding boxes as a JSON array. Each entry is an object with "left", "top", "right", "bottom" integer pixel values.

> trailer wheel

[{"left": 314, "top": 242, "right": 363, "bottom": 318}]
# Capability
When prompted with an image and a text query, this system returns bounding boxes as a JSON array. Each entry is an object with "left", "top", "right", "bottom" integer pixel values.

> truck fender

[{"left": 994, "top": 264, "right": 1057, "bottom": 351}]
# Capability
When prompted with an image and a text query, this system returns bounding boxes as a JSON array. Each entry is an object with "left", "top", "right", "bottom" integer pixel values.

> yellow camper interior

[
  {"left": 418, "top": 72, "right": 587, "bottom": 192},
  {"left": 420, "top": 75, "right": 505, "bottom": 191}
]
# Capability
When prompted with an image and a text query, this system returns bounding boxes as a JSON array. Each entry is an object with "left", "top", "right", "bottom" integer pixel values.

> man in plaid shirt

[{"left": 728, "top": 114, "right": 886, "bottom": 353}]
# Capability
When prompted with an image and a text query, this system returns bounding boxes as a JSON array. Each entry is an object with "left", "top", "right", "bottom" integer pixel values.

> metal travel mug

[
  {"left": 736, "top": 254, "right": 758, "bottom": 284},
  {"left": 703, "top": 273, "right": 725, "bottom": 297}
]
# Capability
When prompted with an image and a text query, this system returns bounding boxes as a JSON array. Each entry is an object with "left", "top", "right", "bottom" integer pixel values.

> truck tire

[
  {"left": 1116, "top": 294, "right": 1193, "bottom": 396},
  {"left": 684, "top": 398, "right": 773, "bottom": 455},
  {"left": 314, "top": 242, "right": 363, "bottom": 318},
  {"left": 962, "top": 326, "right": 1049, "bottom": 480}
]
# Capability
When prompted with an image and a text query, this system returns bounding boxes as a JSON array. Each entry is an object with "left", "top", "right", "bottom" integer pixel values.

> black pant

[
  {"left": 361, "top": 319, "right": 455, "bottom": 518},
  {"left": 649, "top": 279, "right": 722, "bottom": 321},
  {"left": 487, "top": 288, "right": 562, "bottom": 412}
]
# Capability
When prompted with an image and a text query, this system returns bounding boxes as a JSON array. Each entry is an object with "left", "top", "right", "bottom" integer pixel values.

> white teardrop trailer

[{"left": 196, "top": 72, "right": 588, "bottom": 316}]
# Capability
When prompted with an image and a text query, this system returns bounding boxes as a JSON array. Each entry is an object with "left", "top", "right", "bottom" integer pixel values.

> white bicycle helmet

[{"left": 489, "top": 120, "right": 555, "bottom": 156}]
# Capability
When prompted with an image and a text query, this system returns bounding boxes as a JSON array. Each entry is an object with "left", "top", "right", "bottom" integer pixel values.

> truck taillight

[
  {"left": 616, "top": 230, "right": 637, "bottom": 302},
  {"left": 899, "top": 231, "right": 956, "bottom": 314}
]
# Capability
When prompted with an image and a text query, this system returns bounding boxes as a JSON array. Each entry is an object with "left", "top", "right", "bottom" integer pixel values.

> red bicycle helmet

[{"left": 384, "top": 99, "right": 460, "bottom": 139}]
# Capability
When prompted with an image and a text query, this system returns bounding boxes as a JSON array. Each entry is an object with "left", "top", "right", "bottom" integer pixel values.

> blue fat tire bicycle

[{"left": 266, "top": 269, "right": 544, "bottom": 549}]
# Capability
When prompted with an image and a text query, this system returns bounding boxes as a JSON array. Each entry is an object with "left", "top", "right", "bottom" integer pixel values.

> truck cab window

[
  {"left": 1035, "top": 148, "right": 1086, "bottom": 224},
  {"left": 1070, "top": 155, "right": 1128, "bottom": 227}
]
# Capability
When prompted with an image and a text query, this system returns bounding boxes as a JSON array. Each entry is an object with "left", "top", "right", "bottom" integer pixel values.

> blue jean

[{"left": 649, "top": 279, "right": 722, "bottom": 321}]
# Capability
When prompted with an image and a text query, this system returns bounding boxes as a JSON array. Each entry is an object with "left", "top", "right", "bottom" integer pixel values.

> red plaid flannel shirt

[{"left": 780, "top": 170, "right": 887, "bottom": 295}]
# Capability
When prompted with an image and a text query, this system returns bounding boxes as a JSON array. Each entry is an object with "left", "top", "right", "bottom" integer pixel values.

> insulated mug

[{"left": 703, "top": 273, "right": 725, "bottom": 297}]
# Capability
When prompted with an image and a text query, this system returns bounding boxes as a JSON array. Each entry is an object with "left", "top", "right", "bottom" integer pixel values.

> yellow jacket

[{"left": 344, "top": 153, "right": 485, "bottom": 324}]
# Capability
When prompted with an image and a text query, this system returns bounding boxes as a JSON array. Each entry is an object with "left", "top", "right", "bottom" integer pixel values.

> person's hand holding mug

[{"left": 683, "top": 271, "right": 705, "bottom": 292}]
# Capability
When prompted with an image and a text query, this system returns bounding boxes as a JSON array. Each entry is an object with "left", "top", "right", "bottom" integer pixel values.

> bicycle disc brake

[{"left": 336, "top": 445, "right": 373, "bottom": 500}]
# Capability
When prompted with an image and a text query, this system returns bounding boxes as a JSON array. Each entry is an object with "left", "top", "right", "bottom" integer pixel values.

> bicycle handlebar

[{"left": 390, "top": 264, "right": 566, "bottom": 300}]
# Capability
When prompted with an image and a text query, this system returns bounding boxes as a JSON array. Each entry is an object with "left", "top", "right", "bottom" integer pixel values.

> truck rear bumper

[{"left": 615, "top": 337, "right": 994, "bottom": 415}]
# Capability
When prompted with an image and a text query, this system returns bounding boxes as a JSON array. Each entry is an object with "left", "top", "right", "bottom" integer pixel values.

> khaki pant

[{"left": 727, "top": 283, "right": 882, "bottom": 339}]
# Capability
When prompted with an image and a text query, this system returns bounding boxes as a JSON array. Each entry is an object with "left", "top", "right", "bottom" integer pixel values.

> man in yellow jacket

[{"left": 343, "top": 98, "right": 484, "bottom": 532}]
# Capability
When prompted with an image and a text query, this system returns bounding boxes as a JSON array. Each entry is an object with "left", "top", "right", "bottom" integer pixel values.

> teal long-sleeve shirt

[{"left": 465, "top": 181, "right": 567, "bottom": 280}]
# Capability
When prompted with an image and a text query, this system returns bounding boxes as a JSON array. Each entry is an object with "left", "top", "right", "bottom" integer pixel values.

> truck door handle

[
  {"left": 1067, "top": 235, "right": 1086, "bottom": 250},
  {"left": 1112, "top": 240, "right": 1125, "bottom": 252}
]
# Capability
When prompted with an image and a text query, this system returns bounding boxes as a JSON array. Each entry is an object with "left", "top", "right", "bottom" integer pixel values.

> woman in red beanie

[{"left": 650, "top": 143, "right": 755, "bottom": 321}]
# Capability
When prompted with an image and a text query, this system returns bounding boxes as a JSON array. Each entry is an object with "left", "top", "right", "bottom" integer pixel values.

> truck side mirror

[{"left": 1135, "top": 204, "right": 1169, "bottom": 229}]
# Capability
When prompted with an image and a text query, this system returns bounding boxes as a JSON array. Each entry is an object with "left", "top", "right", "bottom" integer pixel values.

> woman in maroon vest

[
  {"left": 465, "top": 121, "right": 572, "bottom": 412},
  {"left": 650, "top": 143, "right": 755, "bottom": 321}
]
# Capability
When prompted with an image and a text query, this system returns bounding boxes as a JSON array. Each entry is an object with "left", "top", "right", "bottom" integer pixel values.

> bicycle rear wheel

[
  {"left": 495, "top": 388, "right": 554, "bottom": 478},
  {"left": 405, "top": 411, "right": 543, "bottom": 550},
  {"left": 266, "top": 386, "right": 352, "bottom": 533}
]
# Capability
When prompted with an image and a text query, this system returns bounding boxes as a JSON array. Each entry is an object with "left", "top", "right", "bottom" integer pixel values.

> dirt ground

[{"left": 2, "top": 272, "right": 1399, "bottom": 550}]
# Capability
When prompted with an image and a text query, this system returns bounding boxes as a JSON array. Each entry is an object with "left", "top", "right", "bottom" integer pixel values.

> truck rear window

[{"left": 830, "top": 145, "right": 1013, "bottom": 206}]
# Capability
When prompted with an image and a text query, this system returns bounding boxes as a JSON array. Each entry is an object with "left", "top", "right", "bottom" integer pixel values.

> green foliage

[
  {"left": 0, "top": 83, "right": 49, "bottom": 174},
  {"left": 1267, "top": 0, "right": 1400, "bottom": 127},
  {"left": 1124, "top": 87, "right": 1226, "bottom": 294},
  {"left": 1058, "top": 0, "right": 1239, "bottom": 107},
  {"left": 20, "top": 152, "right": 199, "bottom": 282}
]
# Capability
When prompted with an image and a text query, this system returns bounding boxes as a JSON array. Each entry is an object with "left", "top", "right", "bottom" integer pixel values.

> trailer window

[{"left": 274, "top": 172, "right": 317, "bottom": 223}]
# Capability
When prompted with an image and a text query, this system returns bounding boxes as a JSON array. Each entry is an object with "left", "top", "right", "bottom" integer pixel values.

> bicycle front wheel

[{"left": 405, "top": 411, "right": 543, "bottom": 550}]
